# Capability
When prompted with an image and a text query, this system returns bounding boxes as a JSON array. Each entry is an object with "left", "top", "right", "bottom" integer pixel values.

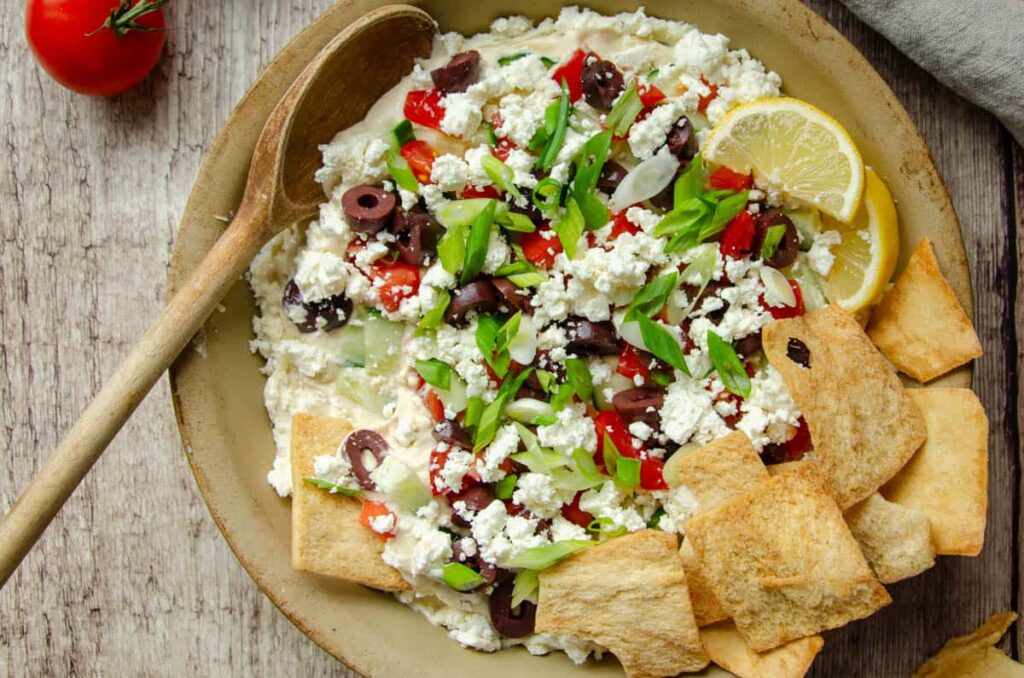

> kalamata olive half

[
  {"left": 754, "top": 211, "right": 800, "bottom": 269},
  {"left": 597, "top": 159, "right": 628, "bottom": 194},
  {"left": 342, "top": 185, "right": 397, "bottom": 234},
  {"left": 344, "top": 430, "right": 389, "bottom": 490},
  {"left": 734, "top": 331, "right": 763, "bottom": 358},
  {"left": 580, "top": 57, "right": 625, "bottom": 110},
  {"left": 491, "top": 277, "right": 530, "bottom": 312},
  {"left": 666, "top": 117, "right": 697, "bottom": 161},
  {"left": 391, "top": 207, "right": 442, "bottom": 266},
  {"left": 450, "top": 485, "right": 497, "bottom": 528},
  {"left": 431, "top": 50, "right": 481, "bottom": 93},
  {"left": 433, "top": 419, "right": 472, "bottom": 450},
  {"left": 282, "top": 279, "right": 352, "bottom": 333},
  {"left": 489, "top": 578, "right": 536, "bottom": 638},
  {"left": 565, "top": 318, "right": 620, "bottom": 356},
  {"left": 612, "top": 387, "right": 665, "bottom": 426},
  {"left": 786, "top": 337, "right": 811, "bottom": 368},
  {"left": 445, "top": 280, "right": 500, "bottom": 326}
]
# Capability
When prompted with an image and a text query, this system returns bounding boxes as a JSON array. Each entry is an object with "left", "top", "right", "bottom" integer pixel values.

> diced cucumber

[
  {"left": 437, "top": 376, "right": 468, "bottom": 415},
  {"left": 661, "top": 443, "right": 701, "bottom": 487},
  {"left": 785, "top": 207, "right": 822, "bottom": 252},
  {"left": 791, "top": 263, "right": 829, "bottom": 311},
  {"left": 336, "top": 369, "right": 394, "bottom": 416},
  {"left": 364, "top": 313, "right": 406, "bottom": 374},
  {"left": 370, "top": 456, "right": 430, "bottom": 513},
  {"left": 336, "top": 323, "right": 366, "bottom": 368},
  {"left": 505, "top": 398, "right": 555, "bottom": 424},
  {"left": 389, "top": 119, "right": 415, "bottom": 151}
]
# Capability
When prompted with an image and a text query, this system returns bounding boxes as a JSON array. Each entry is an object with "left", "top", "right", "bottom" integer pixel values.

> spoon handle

[{"left": 0, "top": 199, "right": 269, "bottom": 587}]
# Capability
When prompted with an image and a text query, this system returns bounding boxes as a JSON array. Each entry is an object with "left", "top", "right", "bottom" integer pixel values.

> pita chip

[
  {"left": 867, "top": 238, "right": 982, "bottom": 383},
  {"left": 680, "top": 539, "right": 729, "bottom": 627},
  {"left": 667, "top": 430, "right": 769, "bottom": 513},
  {"left": 536, "top": 530, "right": 708, "bottom": 677},
  {"left": 881, "top": 388, "right": 988, "bottom": 556},
  {"left": 701, "top": 620, "right": 823, "bottom": 678},
  {"left": 844, "top": 493, "right": 936, "bottom": 583},
  {"left": 914, "top": 612, "right": 1023, "bottom": 677},
  {"left": 290, "top": 413, "right": 409, "bottom": 591},
  {"left": 762, "top": 305, "right": 926, "bottom": 508},
  {"left": 685, "top": 463, "right": 890, "bottom": 651}
]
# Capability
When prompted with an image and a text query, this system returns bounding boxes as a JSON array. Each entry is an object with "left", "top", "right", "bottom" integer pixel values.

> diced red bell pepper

[
  {"left": 369, "top": 260, "right": 421, "bottom": 313},
  {"left": 639, "top": 458, "right": 669, "bottom": 491},
  {"left": 594, "top": 410, "right": 639, "bottom": 467},
  {"left": 709, "top": 166, "right": 754, "bottom": 191},
  {"left": 697, "top": 77, "right": 719, "bottom": 112},
  {"left": 784, "top": 417, "right": 812, "bottom": 459},
  {"left": 461, "top": 185, "right": 502, "bottom": 199},
  {"left": 359, "top": 500, "right": 397, "bottom": 540},
  {"left": 420, "top": 386, "right": 446, "bottom": 423},
  {"left": 428, "top": 448, "right": 450, "bottom": 495},
  {"left": 519, "top": 227, "right": 563, "bottom": 269},
  {"left": 561, "top": 492, "right": 594, "bottom": 528},
  {"left": 713, "top": 389, "right": 744, "bottom": 428},
  {"left": 609, "top": 211, "right": 642, "bottom": 240},
  {"left": 616, "top": 343, "right": 651, "bottom": 382},
  {"left": 638, "top": 81, "right": 666, "bottom": 108},
  {"left": 551, "top": 48, "right": 588, "bottom": 102},
  {"left": 403, "top": 89, "right": 446, "bottom": 130},
  {"left": 494, "top": 136, "right": 517, "bottom": 162},
  {"left": 400, "top": 139, "right": 437, "bottom": 184},
  {"left": 761, "top": 279, "right": 805, "bottom": 319},
  {"left": 719, "top": 211, "right": 757, "bottom": 258}
]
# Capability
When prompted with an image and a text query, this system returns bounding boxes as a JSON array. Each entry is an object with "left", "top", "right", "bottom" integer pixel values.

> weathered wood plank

[{"left": 1013, "top": 141, "right": 1024, "bottom": 660}]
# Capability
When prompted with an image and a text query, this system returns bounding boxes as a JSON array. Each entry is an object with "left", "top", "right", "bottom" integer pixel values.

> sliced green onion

[
  {"left": 537, "top": 80, "right": 571, "bottom": 173},
  {"left": 436, "top": 199, "right": 505, "bottom": 229},
  {"left": 414, "top": 358, "right": 452, "bottom": 390},
  {"left": 463, "top": 396, "right": 484, "bottom": 431},
  {"left": 495, "top": 474, "right": 518, "bottom": 500},
  {"left": 476, "top": 314, "right": 509, "bottom": 378},
  {"left": 507, "top": 270, "right": 547, "bottom": 288},
  {"left": 481, "top": 155, "right": 523, "bottom": 203},
  {"left": 460, "top": 200, "right": 497, "bottom": 284},
  {"left": 416, "top": 290, "right": 450, "bottom": 334},
  {"left": 390, "top": 119, "right": 415, "bottom": 150},
  {"left": 602, "top": 434, "right": 620, "bottom": 478},
  {"left": 563, "top": 358, "right": 594, "bottom": 403},
  {"left": 494, "top": 260, "right": 532, "bottom": 277},
  {"left": 702, "top": 191, "right": 749, "bottom": 239},
  {"left": 646, "top": 68, "right": 660, "bottom": 79},
  {"left": 511, "top": 569, "right": 539, "bottom": 607},
  {"left": 442, "top": 562, "right": 485, "bottom": 592},
  {"left": 496, "top": 211, "right": 536, "bottom": 233},
  {"left": 625, "top": 272, "right": 678, "bottom": 322},
  {"left": 604, "top": 81, "right": 643, "bottom": 136},
  {"left": 437, "top": 223, "right": 467, "bottom": 274},
  {"left": 483, "top": 121, "right": 498, "bottom": 146},
  {"left": 615, "top": 456, "right": 641, "bottom": 488},
  {"left": 707, "top": 330, "right": 752, "bottom": 398},
  {"left": 650, "top": 370, "right": 672, "bottom": 387},
  {"left": 505, "top": 398, "right": 555, "bottom": 423},
  {"left": 587, "top": 516, "right": 627, "bottom": 537},
  {"left": 637, "top": 315, "right": 688, "bottom": 374},
  {"left": 532, "top": 177, "right": 563, "bottom": 214},
  {"left": 506, "top": 540, "right": 593, "bottom": 570},
  {"left": 498, "top": 51, "right": 529, "bottom": 65},
  {"left": 571, "top": 131, "right": 613, "bottom": 229},
  {"left": 474, "top": 369, "right": 533, "bottom": 452},
  {"left": 540, "top": 56, "right": 557, "bottom": 68},
  {"left": 760, "top": 224, "right": 787, "bottom": 260},
  {"left": 673, "top": 154, "right": 704, "bottom": 207},
  {"left": 302, "top": 477, "right": 362, "bottom": 497},
  {"left": 552, "top": 196, "right": 585, "bottom": 259},
  {"left": 646, "top": 507, "right": 667, "bottom": 529},
  {"left": 386, "top": 150, "right": 419, "bottom": 193}
]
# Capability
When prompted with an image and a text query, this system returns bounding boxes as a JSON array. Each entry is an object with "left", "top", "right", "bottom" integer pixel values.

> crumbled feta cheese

[
  {"left": 311, "top": 452, "right": 360, "bottom": 492},
  {"left": 737, "top": 364, "right": 801, "bottom": 450},
  {"left": 537, "top": 403, "right": 597, "bottom": 455},
  {"left": 578, "top": 482, "right": 646, "bottom": 532},
  {"left": 440, "top": 448, "right": 475, "bottom": 494},
  {"left": 807, "top": 230, "right": 842, "bottom": 276},
  {"left": 430, "top": 154, "right": 471, "bottom": 192},
  {"left": 628, "top": 101, "right": 683, "bottom": 159},
  {"left": 659, "top": 377, "right": 730, "bottom": 445},
  {"left": 512, "top": 473, "right": 564, "bottom": 519},
  {"left": 479, "top": 424, "right": 520, "bottom": 482},
  {"left": 471, "top": 500, "right": 547, "bottom": 566}
]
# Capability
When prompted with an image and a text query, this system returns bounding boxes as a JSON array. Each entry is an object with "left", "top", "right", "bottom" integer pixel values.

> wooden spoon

[{"left": 0, "top": 4, "right": 437, "bottom": 586}]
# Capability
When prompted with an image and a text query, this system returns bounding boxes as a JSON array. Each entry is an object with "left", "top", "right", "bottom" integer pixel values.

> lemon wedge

[
  {"left": 823, "top": 168, "right": 899, "bottom": 312},
  {"left": 703, "top": 97, "right": 865, "bottom": 222}
]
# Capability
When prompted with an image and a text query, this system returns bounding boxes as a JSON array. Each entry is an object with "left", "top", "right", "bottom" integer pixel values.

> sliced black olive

[
  {"left": 489, "top": 578, "right": 536, "bottom": 638},
  {"left": 431, "top": 50, "right": 481, "bottom": 94},
  {"left": 450, "top": 485, "right": 497, "bottom": 528},
  {"left": 612, "top": 387, "right": 665, "bottom": 426},
  {"left": 509, "top": 200, "right": 545, "bottom": 226},
  {"left": 341, "top": 185, "right": 397, "bottom": 234},
  {"left": 391, "top": 206, "right": 442, "bottom": 266},
  {"left": 580, "top": 57, "right": 625, "bottom": 110},
  {"left": 433, "top": 419, "right": 472, "bottom": 450},
  {"left": 491, "top": 277, "right": 530, "bottom": 312},
  {"left": 786, "top": 338, "right": 811, "bottom": 368},
  {"left": 445, "top": 280, "right": 500, "bottom": 326},
  {"left": 344, "top": 430, "right": 389, "bottom": 490},
  {"left": 597, "top": 159, "right": 628, "bottom": 194},
  {"left": 564, "top": 317, "right": 619, "bottom": 356},
  {"left": 666, "top": 117, "right": 697, "bottom": 161},
  {"left": 734, "top": 331, "right": 763, "bottom": 358},
  {"left": 282, "top": 279, "right": 353, "bottom": 333},
  {"left": 754, "top": 211, "right": 800, "bottom": 269}
]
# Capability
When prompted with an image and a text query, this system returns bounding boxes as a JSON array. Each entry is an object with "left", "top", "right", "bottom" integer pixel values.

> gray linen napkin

[{"left": 839, "top": 0, "right": 1024, "bottom": 146}]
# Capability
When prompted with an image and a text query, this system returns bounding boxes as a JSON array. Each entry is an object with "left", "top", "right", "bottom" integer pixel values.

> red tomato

[
  {"left": 551, "top": 48, "right": 589, "bottom": 102},
  {"left": 428, "top": 449, "right": 450, "bottom": 495},
  {"left": 714, "top": 390, "right": 743, "bottom": 428},
  {"left": 698, "top": 78, "right": 719, "bottom": 112},
  {"left": 609, "top": 211, "right": 641, "bottom": 240},
  {"left": 761, "top": 280, "right": 805, "bottom": 319},
  {"left": 494, "top": 136, "right": 517, "bottom": 162},
  {"left": 593, "top": 410, "right": 639, "bottom": 466},
  {"left": 616, "top": 344, "right": 651, "bottom": 382},
  {"left": 519, "top": 228, "right": 563, "bottom": 269},
  {"left": 400, "top": 140, "right": 437, "bottom": 183},
  {"left": 420, "top": 387, "right": 446, "bottom": 423},
  {"left": 638, "top": 81, "right": 666, "bottom": 108},
  {"left": 561, "top": 492, "right": 594, "bottom": 528},
  {"left": 461, "top": 185, "right": 502, "bottom": 199},
  {"left": 403, "top": 89, "right": 446, "bottom": 130},
  {"left": 359, "top": 500, "right": 396, "bottom": 540},
  {"left": 26, "top": 0, "right": 166, "bottom": 96},
  {"left": 639, "top": 458, "right": 669, "bottom": 491},
  {"left": 709, "top": 166, "right": 754, "bottom": 191},
  {"left": 369, "top": 260, "right": 421, "bottom": 312},
  {"left": 719, "top": 211, "right": 757, "bottom": 258}
]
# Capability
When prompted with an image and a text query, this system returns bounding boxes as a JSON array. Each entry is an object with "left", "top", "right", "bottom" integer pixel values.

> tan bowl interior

[{"left": 168, "top": 1, "right": 972, "bottom": 675}]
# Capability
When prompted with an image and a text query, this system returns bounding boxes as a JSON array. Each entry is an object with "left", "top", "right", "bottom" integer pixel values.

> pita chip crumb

[
  {"left": 881, "top": 388, "right": 989, "bottom": 556},
  {"left": 685, "top": 463, "right": 890, "bottom": 651},
  {"left": 867, "top": 237, "right": 982, "bottom": 383},
  {"left": 701, "top": 620, "right": 823, "bottom": 678},
  {"left": 762, "top": 305, "right": 926, "bottom": 508},
  {"left": 290, "top": 413, "right": 410, "bottom": 591},
  {"left": 536, "top": 530, "right": 709, "bottom": 677},
  {"left": 844, "top": 493, "right": 936, "bottom": 583},
  {"left": 914, "top": 612, "right": 1022, "bottom": 677},
  {"left": 666, "top": 430, "right": 769, "bottom": 513}
]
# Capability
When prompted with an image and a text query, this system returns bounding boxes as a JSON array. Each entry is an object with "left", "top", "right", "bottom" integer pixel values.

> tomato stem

[{"left": 89, "top": 0, "right": 168, "bottom": 38}]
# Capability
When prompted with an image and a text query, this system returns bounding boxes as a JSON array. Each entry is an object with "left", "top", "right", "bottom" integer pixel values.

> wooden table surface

[{"left": 1, "top": 1, "right": 1020, "bottom": 675}]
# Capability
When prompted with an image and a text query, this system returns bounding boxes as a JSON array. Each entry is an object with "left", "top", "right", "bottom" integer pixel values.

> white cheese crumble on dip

[{"left": 247, "top": 5, "right": 829, "bottom": 666}]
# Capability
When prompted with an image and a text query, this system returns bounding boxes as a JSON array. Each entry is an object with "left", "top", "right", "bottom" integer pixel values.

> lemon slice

[
  {"left": 823, "top": 168, "right": 899, "bottom": 312},
  {"left": 703, "top": 97, "right": 865, "bottom": 222}
]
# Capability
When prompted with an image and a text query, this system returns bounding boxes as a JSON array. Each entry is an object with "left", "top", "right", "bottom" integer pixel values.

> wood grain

[{"left": 0, "top": 1, "right": 1018, "bottom": 676}]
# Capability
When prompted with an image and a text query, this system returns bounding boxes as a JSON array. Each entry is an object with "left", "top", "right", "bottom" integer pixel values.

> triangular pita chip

[
  {"left": 844, "top": 493, "right": 935, "bottom": 583},
  {"left": 701, "top": 620, "right": 823, "bottom": 678},
  {"left": 881, "top": 388, "right": 988, "bottom": 556},
  {"left": 867, "top": 238, "right": 982, "bottom": 383},
  {"left": 914, "top": 612, "right": 1022, "bottom": 677},
  {"left": 685, "top": 463, "right": 890, "bottom": 651},
  {"left": 667, "top": 430, "right": 769, "bottom": 513},
  {"left": 536, "top": 530, "right": 709, "bottom": 677},
  {"left": 291, "top": 413, "right": 409, "bottom": 591},
  {"left": 680, "top": 539, "right": 729, "bottom": 627},
  {"left": 762, "top": 305, "right": 926, "bottom": 508}
]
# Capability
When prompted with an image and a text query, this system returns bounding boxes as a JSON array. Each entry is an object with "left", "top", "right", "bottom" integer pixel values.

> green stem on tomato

[{"left": 90, "top": 0, "right": 169, "bottom": 39}]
